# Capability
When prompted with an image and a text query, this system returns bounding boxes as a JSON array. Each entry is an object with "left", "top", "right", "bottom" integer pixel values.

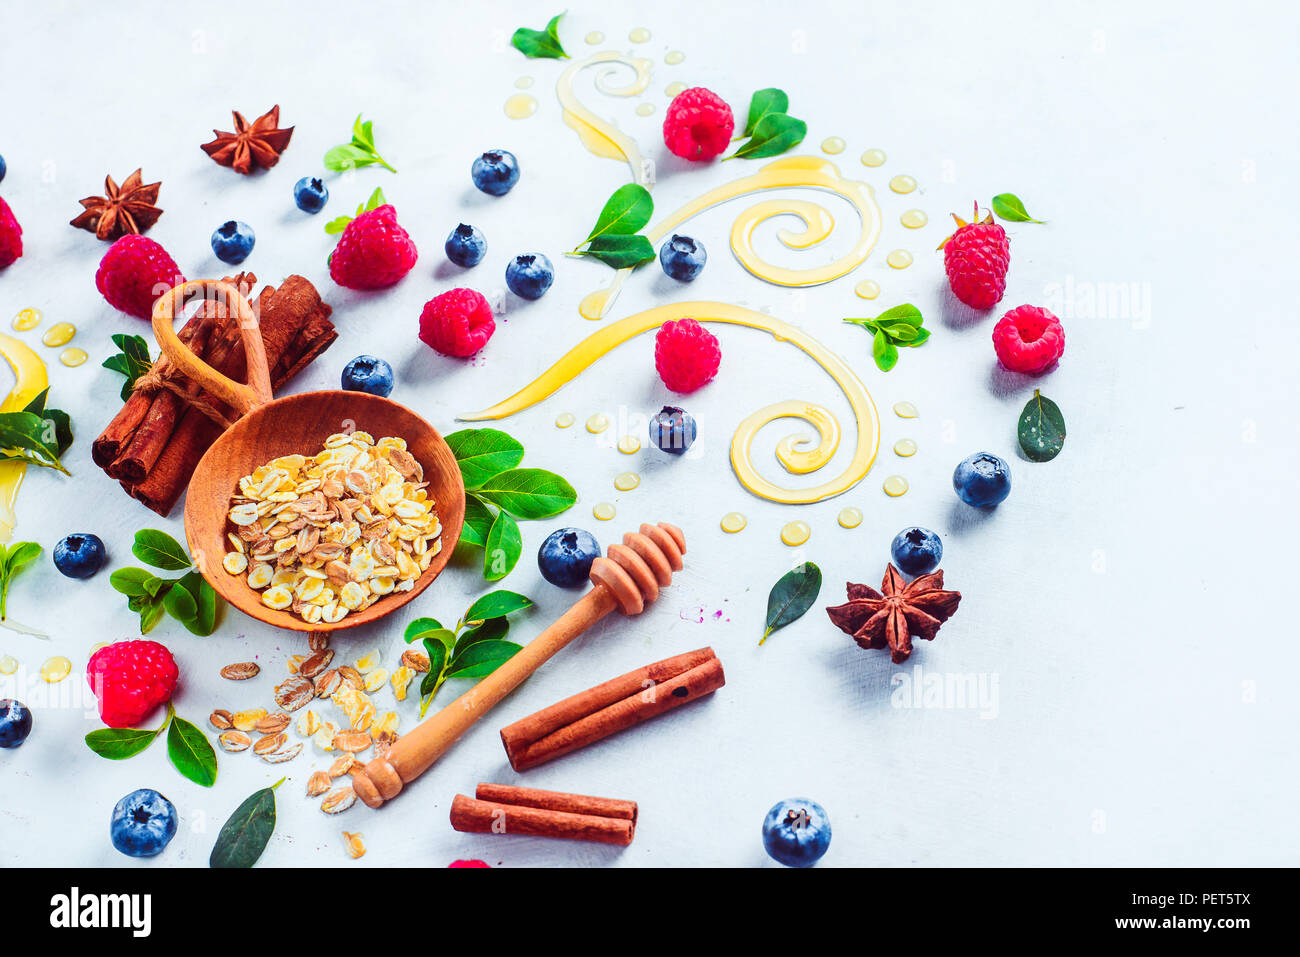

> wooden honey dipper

[{"left": 351, "top": 521, "right": 686, "bottom": 808}]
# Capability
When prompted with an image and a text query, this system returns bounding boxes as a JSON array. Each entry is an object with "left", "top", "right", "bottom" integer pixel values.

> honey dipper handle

[{"left": 352, "top": 587, "right": 619, "bottom": 808}]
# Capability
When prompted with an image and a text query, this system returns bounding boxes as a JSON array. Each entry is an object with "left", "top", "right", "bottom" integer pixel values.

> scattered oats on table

[{"left": 224, "top": 432, "right": 441, "bottom": 625}]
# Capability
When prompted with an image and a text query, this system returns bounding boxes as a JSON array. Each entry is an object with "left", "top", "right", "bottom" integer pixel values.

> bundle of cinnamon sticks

[{"left": 92, "top": 273, "right": 337, "bottom": 516}]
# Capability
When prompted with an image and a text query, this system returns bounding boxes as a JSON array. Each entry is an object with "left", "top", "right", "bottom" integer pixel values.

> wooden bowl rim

[{"left": 183, "top": 390, "right": 465, "bottom": 634}]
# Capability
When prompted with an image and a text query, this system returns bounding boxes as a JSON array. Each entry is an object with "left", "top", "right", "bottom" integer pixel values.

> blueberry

[
  {"left": 537, "top": 527, "right": 601, "bottom": 588},
  {"left": 649, "top": 406, "right": 697, "bottom": 455},
  {"left": 472, "top": 150, "right": 520, "bottom": 196},
  {"left": 0, "top": 699, "right": 32, "bottom": 749},
  {"left": 211, "top": 221, "right": 255, "bottom": 264},
  {"left": 445, "top": 223, "right": 487, "bottom": 267},
  {"left": 659, "top": 234, "right": 707, "bottom": 281},
  {"left": 53, "top": 533, "right": 107, "bottom": 579},
  {"left": 340, "top": 355, "right": 394, "bottom": 397},
  {"left": 0, "top": 154, "right": 6, "bottom": 185},
  {"left": 953, "top": 452, "right": 1012, "bottom": 507},
  {"left": 762, "top": 797, "right": 831, "bottom": 868},
  {"left": 293, "top": 176, "right": 329, "bottom": 213},
  {"left": 110, "top": 788, "right": 177, "bottom": 858},
  {"left": 891, "top": 526, "right": 943, "bottom": 575},
  {"left": 505, "top": 253, "right": 554, "bottom": 300}
]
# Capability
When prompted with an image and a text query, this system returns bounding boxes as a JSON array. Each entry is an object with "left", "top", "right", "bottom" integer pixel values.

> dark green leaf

[
  {"left": 210, "top": 780, "right": 282, "bottom": 868},
  {"left": 460, "top": 495, "right": 496, "bottom": 548},
  {"left": 991, "top": 193, "right": 1043, "bottom": 223},
  {"left": 132, "top": 529, "right": 191, "bottom": 571},
  {"left": 511, "top": 13, "right": 568, "bottom": 59},
  {"left": 1017, "top": 389, "right": 1066, "bottom": 462},
  {"left": 444, "top": 429, "right": 526, "bottom": 489},
  {"left": 483, "top": 510, "right": 522, "bottom": 581},
  {"left": 403, "top": 616, "right": 444, "bottom": 644},
  {"left": 584, "top": 184, "right": 654, "bottom": 242},
  {"left": 139, "top": 595, "right": 166, "bottom": 634},
  {"left": 104, "top": 335, "right": 153, "bottom": 401},
  {"left": 419, "top": 641, "right": 450, "bottom": 706},
  {"left": 730, "top": 113, "right": 807, "bottom": 159},
  {"left": 0, "top": 411, "right": 69, "bottom": 473},
  {"left": 420, "top": 628, "right": 458, "bottom": 656},
  {"left": 454, "top": 616, "right": 509, "bottom": 656},
  {"left": 445, "top": 639, "right": 523, "bottom": 679},
  {"left": 110, "top": 567, "right": 154, "bottom": 597},
  {"left": 872, "top": 330, "right": 899, "bottom": 372},
  {"left": 142, "top": 576, "right": 167, "bottom": 597},
  {"left": 175, "top": 571, "right": 218, "bottom": 636},
  {"left": 474, "top": 469, "right": 578, "bottom": 519},
  {"left": 905, "top": 327, "right": 931, "bottom": 348},
  {"left": 41, "top": 409, "right": 74, "bottom": 457},
  {"left": 85, "top": 725, "right": 164, "bottom": 760},
  {"left": 878, "top": 321, "right": 920, "bottom": 342},
  {"left": 163, "top": 581, "right": 198, "bottom": 623},
  {"left": 743, "top": 88, "right": 790, "bottom": 137},
  {"left": 167, "top": 716, "right": 217, "bottom": 787},
  {"left": 761, "top": 562, "right": 822, "bottom": 644},
  {"left": 463, "top": 589, "right": 533, "bottom": 623},
  {"left": 874, "top": 303, "right": 924, "bottom": 327},
  {"left": 578, "top": 234, "right": 656, "bottom": 270}
]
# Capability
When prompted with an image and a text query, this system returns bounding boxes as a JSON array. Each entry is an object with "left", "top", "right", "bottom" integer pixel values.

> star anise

[
  {"left": 69, "top": 169, "right": 163, "bottom": 241},
  {"left": 826, "top": 565, "right": 962, "bottom": 663},
  {"left": 200, "top": 105, "right": 294, "bottom": 174}
]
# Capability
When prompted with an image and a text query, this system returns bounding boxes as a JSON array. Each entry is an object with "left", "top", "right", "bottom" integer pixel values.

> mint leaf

[
  {"left": 729, "top": 113, "right": 807, "bottom": 160},
  {"left": 585, "top": 184, "right": 654, "bottom": 242},
  {"left": 444, "top": 639, "right": 524, "bottom": 679},
  {"left": 578, "top": 235, "right": 656, "bottom": 270},
  {"left": 403, "top": 617, "right": 445, "bottom": 644},
  {"left": 454, "top": 616, "right": 510, "bottom": 656},
  {"left": 992, "top": 193, "right": 1043, "bottom": 223},
  {"left": 0, "top": 541, "right": 40, "bottom": 620},
  {"left": 167, "top": 715, "right": 217, "bottom": 787},
  {"left": 1017, "top": 390, "right": 1066, "bottom": 462},
  {"left": 512, "top": 13, "right": 569, "bottom": 59},
  {"left": 874, "top": 304, "right": 924, "bottom": 327},
  {"left": 109, "top": 568, "right": 154, "bottom": 597},
  {"left": 484, "top": 510, "right": 522, "bottom": 581},
  {"left": 323, "top": 114, "right": 396, "bottom": 174},
  {"left": 85, "top": 726, "right": 163, "bottom": 760},
  {"left": 162, "top": 581, "right": 197, "bottom": 624},
  {"left": 460, "top": 495, "right": 496, "bottom": 549},
  {"left": 463, "top": 590, "right": 533, "bottom": 623},
  {"left": 104, "top": 334, "right": 154, "bottom": 401},
  {"left": 445, "top": 428, "right": 526, "bottom": 490},
  {"left": 132, "top": 529, "right": 191, "bottom": 571},
  {"left": 872, "top": 330, "right": 899, "bottom": 372},
  {"left": 846, "top": 304, "right": 929, "bottom": 370},
  {"left": 743, "top": 88, "right": 790, "bottom": 137},
  {"left": 474, "top": 468, "right": 578, "bottom": 519},
  {"left": 0, "top": 411, "right": 70, "bottom": 474},
  {"left": 174, "top": 571, "right": 218, "bottom": 636}
]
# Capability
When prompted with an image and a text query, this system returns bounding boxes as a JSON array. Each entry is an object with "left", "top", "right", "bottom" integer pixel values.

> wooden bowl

[{"left": 153, "top": 280, "right": 465, "bottom": 634}]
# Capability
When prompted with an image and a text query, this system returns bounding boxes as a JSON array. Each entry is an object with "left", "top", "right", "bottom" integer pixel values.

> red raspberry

[
  {"left": 0, "top": 196, "right": 22, "bottom": 268},
  {"left": 419, "top": 288, "right": 496, "bottom": 357},
  {"left": 663, "top": 88, "right": 735, "bottom": 162},
  {"left": 992, "top": 305, "right": 1065, "bottom": 374},
  {"left": 86, "top": 640, "right": 179, "bottom": 729},
  {"left": 654, "top": 317, "right": 721, "bottom": 393},
  {"left": 95, "top": 235, "right": 186, "bottom": 320},
  {"left": 942, "top": 205, "right": 1010, "bottom": 309},
  {"left": 329, "top": 204, "right": 418, "bottom": 290}
]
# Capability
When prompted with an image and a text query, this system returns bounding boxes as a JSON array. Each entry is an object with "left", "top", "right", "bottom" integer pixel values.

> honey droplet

[
  {"left": 901, "top": 209, "right": 928, "bottom": 229},
  {"left": 555, "top": 412, "right": 576, "bottom": 428},
  {"left": 665, "top": 81, "right": 687, "bottom": 98},
  {"left": 837, "top": 507, "right": 863, "bottom": 529},
  {"left": 893, "top": 401, "right": 919, "bottom": 418},
  {"left": 585, "top": 30, "right": 605, "bottom": 45},
  {"left": 883, "top": 475, "right": 909, "bottom": 497},
  {"left": 780, "top": 521, "right": 811, "bottom": 547},
  {"left": 861, "top": 149, "right": 887, "bottom": 167},
  {"left": 886, "top": 249, "right": 913, "bottom": 269},
  {"left": 41, "top": 656, "right": 72, "bottom": 683},
  {"left": 586, "top": 413, "right": 610, "bottom": 434},
  {"left": 617, "top": 434, "right": 641, "bottom": 454},
  {"left": 893, "top": 438, "right": 918, "bottom": 457},
  {"left": 820, "top": 136, "right": 846, "bottom": 155},
  {"left": 614, "top": 471, "right": 640, "bottom": 491},
  {"left": 514, "top": 76, "right": 534, "bottom": 89},
  {"left": 636, "top": 103, "right": 656, "bottom": 117},
  {"left": 854, "top": 279, "right": 880, "bottom": 300},
  {"left": 720, "top": 512, "right": 748, "bottom": 533},
  {"left": 593, "top": 502, "right": 617, "bottom": 521},
  {"left": 0, "top": 654, "right": 18, "bottom": 675},
  {"left": 665, "top": 50, "right": 685, "bottom": 65},
  {"left": 11, "top": 308, "right": 41, "bottom": 331},
  {"left": 629, "top": 27, "right": 651, "bottom": 43},
  {"left": 42, "top": 321, "right": 76, "bottom": 347},
  {"left": 889, "top": 174, "right": 917, "bottom": 194},
  {"left": 60, "top": 347, "right": 88, "bottom": 367},
  {"left": 504, "top": 94, "right": 538, "bottom": 120}
]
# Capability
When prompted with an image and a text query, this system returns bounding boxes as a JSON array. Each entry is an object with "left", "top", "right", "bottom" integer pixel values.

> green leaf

[
  {"left": 578, "top": 234, "right": 656, "bottom": 270},
  {"left": 905, "top": 327, "right": 931, "bottom": 348},
  {"left": 162, "top": 581, "right": 197, "bottom": 623},
  {"left": 511, "top": 13, "right": 568, "bottom": 59},
  {"left": 420, "top": 628, "right": 458, "bottom": 659},
  {"left": 475, "top": 469, "right": 577, "bottom": 520},
  {"left": 174, "top": 571, "right": 218, "bottom": 636},
  {"left": 210, "top": 779, "right": 282, "bottom": 868},
  {"left": 84, "top": 725, "right": 164, "bottom": 760},
  {"left": 730, "top": 113, "right": 807, "bottom": 159},
  {"left": 992, "top": 192, "right": 1043, "bottom": 223},
  {"left": 584, "top": 184, "right": 654, "bottom": 243},
  {"left": 323, "top": 144, "right": 374, "bottom": 171},
  {"left": 460, "top": 495, "right": 496, "bottom": 548},
  {"left": 872, "top": 330, "right": 899, "bottom": 372},
  {"left": 483, "top": 510, "right": 522, "bottom": 582},
  {"left": 0, "top": 411, "right": 70, "bottom": 473},
  {"left": 109, "top": 567, "right": 154, "bottom": 597},
  {"left": 0, "top": 540, "right": 40, "bottom": 620},
  {"left": 404, "top": 617, "right": 445, "bottom": 644},
  {"left": 463, "top": 589, "right": 533, "bottom": 623},
  {"left": 167, "top": 716, "right": 217, "bottom": 787},
  {"left": 761, "top": 562, "right": 823, "bottom": 644},
  {"left": 104, "top": 334, "right": 153, "bottom": 401},
  {"left": 445, "top": 639, "right": 524, "bottom": 679},
  {"left": 874, "top": 303, "right": 924, "bottom": 327},
  {"left": 139, "top": 595, "right": 166, "bottom": 634},
  {"left": 324, "top": 214, "right": 353, "bottom": 235},
  {"left": 142, "top": 576, "right": 167, "bottom": 598},
  {"left": 131, "top": 529, "right": 191, "bottom": 571},
  {"left": 1017, "top": 390, "right": 1066, "bottom": 462},
  {"left": 877, "top": 321, "right": 920, "bottom": 342},
  {"left": 743, "top": 88, "right": 790, "bottom": 137},
  {"left": 363, "top": 186, "right": 387, "bottom": 212},
  {"left": 454, "top": 616, "right": 509, "bottom": 656},
  {"left": 445, "top": 428, "right": 526, "bottom": 490},
  {"left": 352, "top": 115, "right": 376, "bottom": 151}
]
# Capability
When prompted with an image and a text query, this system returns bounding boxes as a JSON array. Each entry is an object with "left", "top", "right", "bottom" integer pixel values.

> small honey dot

[
  {"left": 617, "top": 435, "right": 641, "bottom": 454},
  {"left": 883, "top": 475, "right": 910, "bottom": 497},
  {"left": 42, "top": 322, "right": 76, "bottom": 347},
  {"left": 636, "top": 103, "right": 656, "bottom": 116},
  {"left": 11, "top": 307, "right": 41, "bottom": 331},
  {"left": 720, "top": 512, "right": 747, "bottom": 533},
  {"left": 585, "top": 31, "right": 605, "bottom": 45},
  {"left": 60, "top": 347, "right": 88, "bottom": 367},
  {"left": 555, "top": 413, "right": 575, "bottom": 428},
  {"left": 665, "top": 50, "right": 685, "bottom": 65},
  {"left": 593, "top": 502, "right": 617, "bottom": 521},
  {"left": 820, "top": 136, "right": 846, "bottom": 155},
  {"left": 889, "top": 174, "right": 917, "bottom": 194},
  {"left": 893, "top": 438, "right": 918, "bottom": 457},
  {"left": 665, "top": 81, "right": 687, "bottom": 98},
  {"left": 514, "top": 76, "right": 534, "bottom": 89},
  {"left": 614, "top": 471, "right": 640, "bottom": 491},
  {"left": 629, "top": 27, "right": 651, "bottom": 43},
  {"left": 854, "top": 280, "right": 880, "bottom": 300},
  {"left": 780, "top": 521, "right": 811, "bottom": 547},
  {"left": 901, "top": 209, "right": 928, "bottom": 229},
  {"left": 586, "top": 413, "right": 610, "bottom": 434},
  {"left": 504, "top": 93, "right": 537, "bottom": 120},
  {"left": 893, "top": 401, "right": 919, "bottom": 418},
  {"left": 861, "top": 149, "right": 887, "bottom": 167},
  {"left": 40, "top": 656, "right": 72, "bottom": 683},
  {"left": 0, "top": 654, "right": 18, "bottom": 675},
  {"left": 837, "top": 507, "right": 863, "bottom": 529},
  {"left": 887, "top": 249, "right": 913, "bottom": 269}
]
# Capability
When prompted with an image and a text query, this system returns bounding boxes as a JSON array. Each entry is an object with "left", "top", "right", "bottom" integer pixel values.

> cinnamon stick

[
  {"left": 449, "top": 785, "right": 637, "bottom": 846},
  {"left": 499, "top": 647, "right": 725, "bottom": 772}
]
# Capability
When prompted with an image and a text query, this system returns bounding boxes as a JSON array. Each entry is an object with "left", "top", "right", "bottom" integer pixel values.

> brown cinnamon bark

[
  {"left": 499, "top": 648, "right": 725, "bottom": 771},
  {"left": 449, "top": 786, "right": 637, "bottom": 846}
]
